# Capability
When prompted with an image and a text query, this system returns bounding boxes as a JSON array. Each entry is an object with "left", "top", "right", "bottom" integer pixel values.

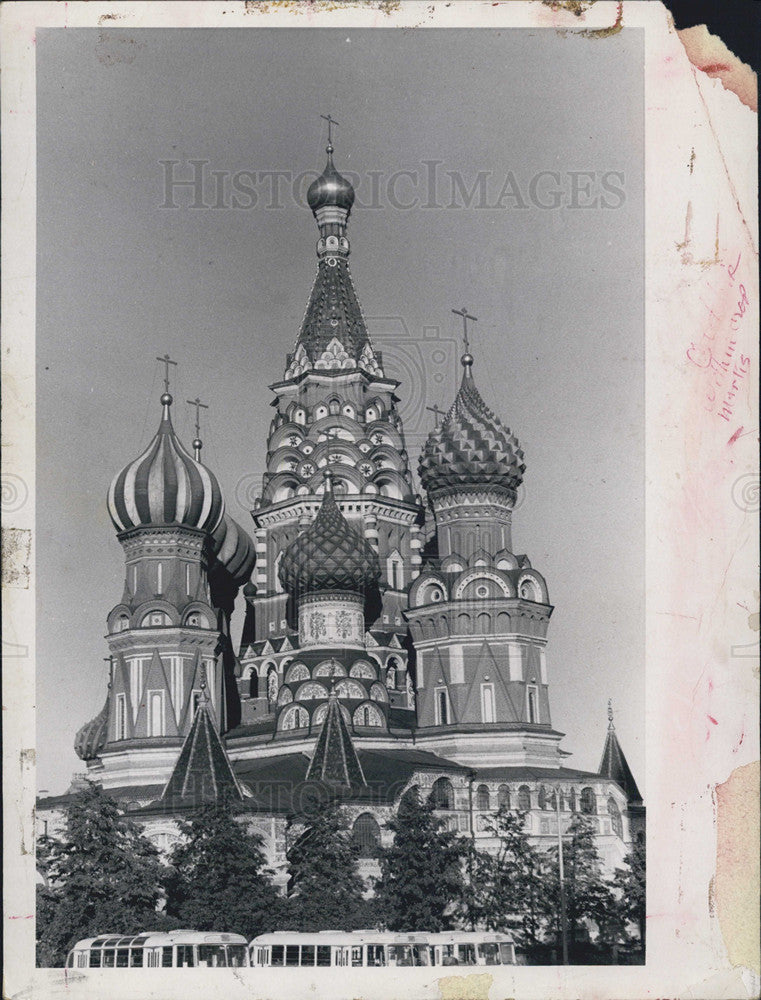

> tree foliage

[
  {"left": 165, "top": 800, "right": 281, "bottom": 940},
  {"left": 464, "top": 807, "right": 546, "bottom": 946},
  {"left": 374, "top": 789, "right": 467, "bottom": 931},
  {"left": 611, "top": 835, "right": 646, "bottom": 946},
  {"left": 281, "top": 799, "right": 375, "bottom": 931},
  {"left": 36, "top": 782, "right": 167, "bottom": 967}
]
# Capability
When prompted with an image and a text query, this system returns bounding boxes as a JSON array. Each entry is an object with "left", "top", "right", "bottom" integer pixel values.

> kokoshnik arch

[{"left": 38, "top": 135, "right": 644, "bottom": 880}]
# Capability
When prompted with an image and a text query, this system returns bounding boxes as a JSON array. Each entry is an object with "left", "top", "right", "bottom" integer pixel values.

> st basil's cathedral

[{"left": 39, "top": 138, "right": 644, "bottom": 884}]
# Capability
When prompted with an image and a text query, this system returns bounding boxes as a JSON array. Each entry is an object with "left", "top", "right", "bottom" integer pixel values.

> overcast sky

[{"left": 36, "top": 27, "right": 644, "bottom": 794}]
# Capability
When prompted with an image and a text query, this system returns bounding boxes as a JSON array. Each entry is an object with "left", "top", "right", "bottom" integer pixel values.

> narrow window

[
  {"left": 115, "top": 693, "right": 127, "bottom": 741},
  {"left": 185, "top": 563, "right": 191, "bottom": 595},
  {"left": 157, "top": 562, "right": 163, "bottom": 593},
  {"left": 481, "top": 683, "right": 495, "bottom": 723},
  {"left": 147, "top": 690, "right": 164, "bottom": 737},
  {"left": 131, "top": 565, "right": 137, "bottom": 592},
  {"left": 527, "top": 685, "right": 539, "bottom": 723},
  {"left": 435, "top": 688, "right": 449, "bottom": 726}
]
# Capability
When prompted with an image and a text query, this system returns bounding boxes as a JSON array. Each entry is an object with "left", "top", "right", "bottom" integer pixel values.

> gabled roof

[
  {"left": 305, "top": 691, "right": 366, "bottom": 787},
  {"left": 161, "top": 695, "right": 244, "bottom": 807},
  {"left": 598, "top": 715, "right": 642, "bottom": 804}
]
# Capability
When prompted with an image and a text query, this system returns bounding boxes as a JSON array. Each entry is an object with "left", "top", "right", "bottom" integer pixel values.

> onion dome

[
  {"left": 419, "top": 355, "right": 525, "bottom": 500},
  {"left": 210, "top": 513, "right": 257, "bottom": 586},
  {"left": 74, "top": 687, "right": 110, "bottom": 761},
  {"left": 307, "top": 144, "right": 355, "bottom": 213},
  {"left": 107, "top": 393, "right": 224, "bottom": 534},
  {"left": 279, "top": 475, "right": 380, "bottom": 597}
]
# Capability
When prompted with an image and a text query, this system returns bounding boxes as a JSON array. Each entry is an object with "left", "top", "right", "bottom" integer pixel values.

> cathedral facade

[{"left": 40, "top": 139, "right": 644, "bottom": 886}]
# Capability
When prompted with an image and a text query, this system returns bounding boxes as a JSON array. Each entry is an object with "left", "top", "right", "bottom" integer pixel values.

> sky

[{"left": 36, "top": 27, "right": 644, "bottom": 795}]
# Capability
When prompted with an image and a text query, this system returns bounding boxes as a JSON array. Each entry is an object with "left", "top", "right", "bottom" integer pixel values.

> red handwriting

[{"left": 686, "top": 252, "right": 752, "bottom": 421}]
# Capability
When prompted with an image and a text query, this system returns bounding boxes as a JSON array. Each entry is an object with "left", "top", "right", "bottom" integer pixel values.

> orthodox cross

[
  {"left": 156, "top": 353, "right": 177, "bottom": 394},
  {"left": 320, "top": 113, "right": 339, "bottom": 145},
  {"left": 451, "top": 306, "right": 478, "bottom": 355},
  {"left": 186, "top": 397, "right": 209, "bottom": 439},
  {"left": 426, "top": 403, "right": 446, "bottom": 428},
  {"left": 607, "top": 698, "right": 615, "bottom": 729},
  {"left": 186, "top": 397, "right": 209, "bottom": 460}
]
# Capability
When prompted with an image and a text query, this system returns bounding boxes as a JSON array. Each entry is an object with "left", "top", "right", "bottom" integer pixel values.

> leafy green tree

[
  {"left": 611, "top": 836, "right": 646, "bottom": 946},
  {"left": 468, "top": 807, "right": 546, "bottom": 947},
  {"left": 541, "top": 813, "right": 617, "bottom": 955},
  {"left": 374, "top": 789, "right": 467, "bottom": 931},
  {"left": 165, "top": 799, "right": 281, "bottom": 940},
  {"left": 281, "top": 799, "right": 375, "bottom": 931},
  {"left": 36, "top": 781, "right": 167, "bottom": 967}
]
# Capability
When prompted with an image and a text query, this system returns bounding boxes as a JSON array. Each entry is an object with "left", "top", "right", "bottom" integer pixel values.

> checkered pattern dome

[
  {"left": 419, "top": 362, "right": 525, "bottom": 500},
  {"left": 279, "top": 493, "right": 381, "bottom": 596}
]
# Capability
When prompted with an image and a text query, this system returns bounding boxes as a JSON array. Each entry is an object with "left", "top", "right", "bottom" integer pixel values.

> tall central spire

[{"left": 284, "top": 137, "right": 383, "bottom": 381}]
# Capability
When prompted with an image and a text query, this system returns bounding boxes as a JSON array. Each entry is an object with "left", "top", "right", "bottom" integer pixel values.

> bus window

[
  {"left": 351, "top": 946, "right": 363, "bottom": 967},
  {"left": 499, "top": 943, "right": 515, "bottom": 964},
  {"left": 440, "top": 944, "right": 458, "bottom": 965},
  {"left": 77, "top": 954, "right": 86, "bottom": 968},
  {"left": 177, "top": 945, "right": 196, "bottom": 968},
  {"left": 335, "top": 947, "right": 349, "bottom": 967},
  {"left": 366, "top": 945, "right": 386, "bottom": 967},
  {"left": 301, "top": 945, "right": 315, "bottom": 966},
  {"left": 412, "top": 946, "right": 431, "bottom": 966},
  {"left": 116, "top": 948, "right": 129, "bottom": 968},
  {"left": 285, "top": 945, "right": 300, "bottom": 967},
  {"left": 227, "top": 945, "right": 247, "bottom": 968},
  {"left": 478, "top": 943, "right": 500, "bottom": 966},
  {"left": 162, "top": 946, "right": 173, "bottom": 967},
  {"left": 102, "top": 950, "right": 115, "bottom": 968},
  {"left": 129, "top": 947, "right": 143, "bottom": 968},
  {"left": 316, "top": 945, "right": 331, "bottom": 967},
  {"left": 271, "top": 945, "right": 285, "bottom": 967},
  {"left": 199, "top": 944, "right": 227, "bottom": 967},
  {"left": 89, "top": 950, "right": 101, "bottom": 968},
  {"left": 389, "top": 945, "right": 414, "bottom": 967},
  {"left": 457, "top": 944, "right": 476, "bottom": 965}
]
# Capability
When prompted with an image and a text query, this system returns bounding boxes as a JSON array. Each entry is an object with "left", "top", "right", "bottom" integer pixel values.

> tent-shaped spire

[
  {"left": 161, "top": 684, "right": 243, "bottom": 807},
  {"left": 598, "top": 700, "right": 642, "bottom": 804},
  {"left": 306, "top": 689, "right": 366, "bottom": 788}
]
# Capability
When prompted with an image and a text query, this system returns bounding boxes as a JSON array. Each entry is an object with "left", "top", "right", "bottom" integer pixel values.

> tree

[
  {"left": 374, "top": 789, "right": 467, "bottom": 931},
  {"left": 611, "top": 835, "right": 646, "bottom": 947},
  {"left": 36, "top": 781, "right": 167, "bottom": 967},
  {"left": 541, "top": 814, "right": 617, "bottom": 956},
  {"left": 165, "top": 800, "right": 281, "bottom": 940},
  {"left": 281, "top": 799, "right": 375, "bottom": 931},
  {"left": 467, "top": 807, "right": 547, "bottom": 947}
]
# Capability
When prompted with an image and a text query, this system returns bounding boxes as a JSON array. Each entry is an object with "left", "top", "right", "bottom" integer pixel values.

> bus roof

[{"left": 70, "top": 931, "right": 248, "bottom": 949}]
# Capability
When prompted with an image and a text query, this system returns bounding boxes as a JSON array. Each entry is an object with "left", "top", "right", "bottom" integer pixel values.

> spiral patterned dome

[
  {"left": 107, "top": 395, "right": 224, "bottom": 534},
  {"left": 307, "top": 145, "right": 355, "bottom": 213},
  {"left": 279, "top": 486, "right": 380, "bottom": 597},
  {"left": 210, "top": 512, "right": 257, "bottom": 586},
  {"left": 74, "top": 688, "right": 110, "bottom": 761},
  {"left": 419, "top": 358, "right": 525, "bottom": 499}
]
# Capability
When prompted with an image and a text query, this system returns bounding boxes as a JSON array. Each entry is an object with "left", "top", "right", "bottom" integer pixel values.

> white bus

[
  {"left": 249, "top": 930, "right": 516, "bottom": 968},
  {"left": 65, "top": 930, "right": 249, "bottom": 969}
]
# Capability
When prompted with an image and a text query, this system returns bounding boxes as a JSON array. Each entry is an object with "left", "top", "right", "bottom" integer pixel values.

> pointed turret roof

[
  {"left": 598, "top": 701, "right": 642, "bottom": 805},
  {"left": 306, "top": 689, "right": 366, "bottom": 788},
  {"left": 161, "top": 691, "right": 244, "bottom": 807}
]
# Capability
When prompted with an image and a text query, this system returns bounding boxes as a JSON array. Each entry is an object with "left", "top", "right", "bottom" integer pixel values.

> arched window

[
  {"left": 247, "top": 668, "right": 259, "bottom": 699},
  {"left": 385, "top": 658, "right": 398, "bottom": 689},
  {"left": 352, "top": 813, "right": 381, "bottom": 858},
  {"left": 267, "top": 667, "right": 279, "bottom": 703},
  {"left": 429, "top": 777, "right": 454, "bottom": 810},
  {"left": 387, "top": 551, "right": 404, "bottom": 591},
  {"left": 517, "top": 785, "right": 531, "bottom": 812},
  {"left": 607, "top": 796, "right": 623, "bottom": 838},
  {"left": 538, "top": 785, "right": 549, "bottom": 810},
  {"left": 497, "top": 784, "right": 510, "bottom": 810},
  {"left": 569, "top": 787, "right": 577, "bottom": 812},
  {"left": 353, "top": 703, "right": 384, "bottom": 728},
  {"left": 280, "top": 704, "right": 309, "bottom": 731},
  {"left": 580, "top": 787, "right": 597, "bottom": 814},
  {"left": 476, "top": 784, "right": 490, "bottom": 811}
]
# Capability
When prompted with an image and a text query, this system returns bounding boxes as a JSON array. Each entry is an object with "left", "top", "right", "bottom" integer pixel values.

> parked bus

[
  {"left": 65, "top": 930, "right": 249, "bottom": 969},
  {"left": 249, "top": 930, "right": 516, "bottom": 968}
]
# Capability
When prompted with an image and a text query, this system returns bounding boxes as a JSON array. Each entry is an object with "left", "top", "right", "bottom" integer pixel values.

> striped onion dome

[
  {"left": 419, "top": 356, "right": 525, "bottom": 500},
  {"left": 210, "top": 513, "right": 257, "bottom": 586},
  {"left": 74, "top": 688, "right": 110, "bottom": 761},
  {"left": 107, "top": 393, "right": 224, "bottom": 534},
  {"left": 279, "top": 479, "right": 380, "bottom": 597}
]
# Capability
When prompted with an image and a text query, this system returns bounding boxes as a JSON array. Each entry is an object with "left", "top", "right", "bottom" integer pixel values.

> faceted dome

[
  {"left": 74, "top": 689, "right": 110, "bottom": 760},
  {"left": 419, "top": 359, "right": 525, "bottom": 499},
  {"left": 107, "top": 395, "right": 224, "bottom": 534},
  {"left": 307, "top": 146, "right": 355, "bottom": 213},
  {"left": 279, "top": 490, "right": 380, "bottom": 596},
  {"left": 210, "top": 513, "right": 257, "bottom": 586}
]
